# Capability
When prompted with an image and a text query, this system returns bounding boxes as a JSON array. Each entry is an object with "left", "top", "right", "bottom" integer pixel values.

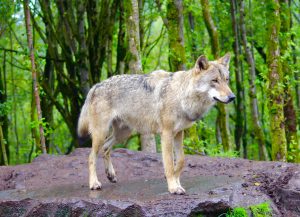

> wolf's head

[{"left": 192, "top": 53, "right": 235, "bottom": 104}]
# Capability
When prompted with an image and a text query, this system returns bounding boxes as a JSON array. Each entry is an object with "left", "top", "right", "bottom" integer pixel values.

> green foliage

[
  {"left": 208, "top": 147, "right": 239, "bottom": 158},
  {"left": 225, "top": 207, "right": 248, "bottom": 217},
  {"left": 218, "top": 202, "right": 271, "bottom": 217},
  {"left": 0, "top": 100, "right": 11, "bottom": 117},
  {"left": 113, "top": 134, "right": 140, "bottom": 151},
  {"left": 126, "top": 135, "right": 140, "bottom": 151},
  {"left": 30, "top": 118, "right": 53, "bottom": 137},
  {"left": 287, "top": 138, "right": 298, "bottom": 162},
  {"left": 0, "top": 0, "right": 14, "bottom": 29},
  {"left": 184, "top": 120, "right": 239, "bottom": 158},
  {"left": 30, "top": 149, "right": 42, "bottom": 161},
  {"left": 250, "top": 202, "right": 272, "bottom": 217}
]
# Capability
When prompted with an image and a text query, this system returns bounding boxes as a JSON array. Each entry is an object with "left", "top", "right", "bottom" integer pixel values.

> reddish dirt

[{"left": 0, "top": 148, "right": 300, "bottom": 216}]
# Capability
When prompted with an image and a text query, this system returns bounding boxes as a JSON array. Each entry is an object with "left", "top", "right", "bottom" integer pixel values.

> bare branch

[{"left": 0, "top": 47, "right": 65, "bottom": 62}]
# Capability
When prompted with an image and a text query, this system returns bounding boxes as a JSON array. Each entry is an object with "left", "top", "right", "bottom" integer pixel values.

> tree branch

[{"left": 0, "top": 47, "right": 65, "bottom": 62}]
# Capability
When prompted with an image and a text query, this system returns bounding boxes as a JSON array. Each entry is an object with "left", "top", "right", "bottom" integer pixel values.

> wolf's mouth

[{"left": 213, "top": 97, "right": 229, "bottom": 104}]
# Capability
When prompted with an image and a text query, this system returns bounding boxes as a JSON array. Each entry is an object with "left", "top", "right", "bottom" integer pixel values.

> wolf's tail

[
  {"left": 77, "top": 87, "right": 95, "bottom": 138},
  {"left": 77, "top": 102, "right": 89, "bottom": 138}
]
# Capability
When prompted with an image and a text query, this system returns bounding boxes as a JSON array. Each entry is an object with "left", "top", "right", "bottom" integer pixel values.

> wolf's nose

[{"left": 228, "top": 93, "right": 236, "bottom": 103}]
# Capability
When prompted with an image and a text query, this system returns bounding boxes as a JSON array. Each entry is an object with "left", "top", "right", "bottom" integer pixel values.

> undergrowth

[{"left": 223, "top": 202, "right": 272, "bottom": 217}]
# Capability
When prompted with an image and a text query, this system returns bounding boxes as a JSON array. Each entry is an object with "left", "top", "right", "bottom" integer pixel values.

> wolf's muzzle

[
  {"left": 227, "top": 93, "right": 236, "bottom": 103},
  {"left": 213, "top": 93, "right": 236, "bottom": 104}
]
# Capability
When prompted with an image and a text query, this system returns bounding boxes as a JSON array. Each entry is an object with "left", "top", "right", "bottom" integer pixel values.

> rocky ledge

[{"left": 1, "top": 148, "right": 300, "bottom": 216}]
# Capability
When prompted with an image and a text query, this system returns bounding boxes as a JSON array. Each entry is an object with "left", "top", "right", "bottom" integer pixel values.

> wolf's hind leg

[
  {"left": 102, "top": 136, "right": 117, "bottom": 183},
  {"left": 161, "top": 130, "right": 185, "bottom": 195},
  {"left": 89, "top": 127, "right": 108, "bottom": 190},
  {"left": 102, "top": 121, "right": 131, "bottom": 183},
  {"left": 174, "top": 131, "right": 185, "bottom": 193}
]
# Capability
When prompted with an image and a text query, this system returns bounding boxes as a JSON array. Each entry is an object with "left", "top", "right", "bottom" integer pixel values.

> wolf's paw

[
  {"left": 107, "top": 174, "right": 117, "bottom": 183},
  {"left": 105, "top": 169, "right": 117, "bottom": 183},
  {"left": 90, "top": 180, "right": 102, "bottom": 190},
  {"left": 169, "top": 185, "right": 186, "bottom": 195}
]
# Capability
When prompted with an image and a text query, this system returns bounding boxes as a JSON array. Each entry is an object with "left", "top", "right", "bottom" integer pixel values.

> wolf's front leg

[
  {"left": 174, "top": 131, "right": 185, "bottom": 193},
  {"left": 161, "top": 130, "right": 185, "bottom": 195}
]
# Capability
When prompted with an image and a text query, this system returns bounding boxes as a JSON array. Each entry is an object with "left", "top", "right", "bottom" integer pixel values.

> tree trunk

[
  {"left": 279, "top": 0, "right": 299, "bottom": 162},
  {"left": 9, "top": 31, "right": 19, "bottom": 162},
  {"left": 116, "top": 0, "right": 126, "bottom": 75},
  {"left": 188, "top": 12, "right": 198, "bottom": 61},
  {"left": 265, "top": 0, "right": 287, "bottom": 161},
  {"left": 166, "top": 0, "right": 186, "bottom": 71},
  {"left": 41, "top": 49, "right": 54, "bottom": 151},
  {"left": 107, "top": 0, "right": 118, "bottom": 78},
  {"left": 201, "top": 0, "right": 232, "bottom": 152},
  {"left": 124, "top": 0, "right": 142, "bottom": 74},
  {"left": 30, "top": 88, "right": 40, "bottom": 158},
  {"left": 239, "top": 0, "right": 267, "bottom": 160},
  {"left": 138, "top": 0, "right": 145, "bottom": 50},
  {"left": 0, "top": 124, "right": 8, "bottom": 165},
  {"left": 24, "top": 0, "right": 47, "bottom": 154},
  {"left": 86, "top": 0, "right": 110, "bottom": 83},
  {"left": 230, "top": 0, "right": 244, "bottom": 155},
  {"left": 0, "top": 53, "right": 9, "bottom": 165},
  {"left": 165, "top": 0, "right": 197, "bottom": 152},
  {"left": 76, "top": 0, "right": 90, "bottom": 97},
  {"left": 124, "top": 0, "right": 156, "bottom": 153},
  {"left": 86, "top": 0, "right": 100, "bottom": 83},
  {"left": 217, "top": 106, "right": 231, "bottom": 152}
]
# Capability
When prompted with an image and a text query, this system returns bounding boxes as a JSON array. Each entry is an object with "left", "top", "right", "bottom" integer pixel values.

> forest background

[{"left": 0, "top": 0, "right": 299, "bottom": 165}]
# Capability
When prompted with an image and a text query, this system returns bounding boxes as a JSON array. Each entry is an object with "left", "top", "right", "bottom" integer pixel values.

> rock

[{"left": 0, "top": 148, "right": 299, "bottom": 216}]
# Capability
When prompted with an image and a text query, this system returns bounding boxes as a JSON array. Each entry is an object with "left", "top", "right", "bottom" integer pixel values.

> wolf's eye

[
  {"left": 212, "top": 79, "right": 218, "bottom": 83},
  {"left": 226, "top": 78, "right": 229, "bottom": 82}
]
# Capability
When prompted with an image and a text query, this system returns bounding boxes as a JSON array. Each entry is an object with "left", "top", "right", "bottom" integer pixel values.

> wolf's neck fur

[{"left": 170, "top": 70, "right": 215, "bottom": 123}]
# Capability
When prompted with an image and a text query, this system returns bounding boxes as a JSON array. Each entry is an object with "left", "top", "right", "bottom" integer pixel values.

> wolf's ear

[
  {"left": 195, "top": 55, "right": 209, "bottom": 73},
  {"left": 218, "top": 53, "right": 231, "bottom": 69}
]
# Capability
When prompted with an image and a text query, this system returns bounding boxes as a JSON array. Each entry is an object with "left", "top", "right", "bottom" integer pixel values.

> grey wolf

[{"left": 77, "top": 53, "right": 235, "bottom": 194}]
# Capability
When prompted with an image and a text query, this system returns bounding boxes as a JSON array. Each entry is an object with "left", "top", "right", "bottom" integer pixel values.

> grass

[
  {"left": 215, "top": 202, "right": 272, "bottom": 217},
  {"left": 225, "top": 207, "right": 248, "bottom": 217},
  {"left": 250, "top": 202, "right": 272, "bottom": 217}
]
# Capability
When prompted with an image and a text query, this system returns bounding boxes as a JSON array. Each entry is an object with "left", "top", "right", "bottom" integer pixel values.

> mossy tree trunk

[
  {"left": 187, "top": 12, "right": 198, "bottom": 61},
  {"left": 138, "top": 0, "right": 145, "bottom": 50},
  {"left": 116, "top": 1, "right": 126, "bottom": 75},
  {"left": 0, "top": 53, "right": 9, "bottom": 165},
  {"left": 0, "top": 124, "right": 8, "bottom": 165},
  {"left": 201, "top": 0, "right": 232, "bottom": 152},
  {"left": 239, "top": 0, "right": 267, "bottom": 160},
  {"left": 124, "top": 0, "right": 143, "bottom": 74},
  {"left": 166, "top": 0, "right": 186, "bottom": 71},
  {"left": 124, "top": 0, "right": 156, "bottom": 153},
  {"left": 279, "top": 0, "right": 299, "bottom": 162},
  {"left": 165, "top": 0, "right": 201, "bottom": 150},
  {"left": 265, "top": 0, "right": 287, "bottom": 161},
  {"left": 107, "top": 0, "right": 118, "bottom": 78}
]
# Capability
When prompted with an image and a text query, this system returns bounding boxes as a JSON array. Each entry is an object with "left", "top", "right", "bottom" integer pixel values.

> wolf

[{"left": 77, "top": 53, "right": 235, "bottom": 194}]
